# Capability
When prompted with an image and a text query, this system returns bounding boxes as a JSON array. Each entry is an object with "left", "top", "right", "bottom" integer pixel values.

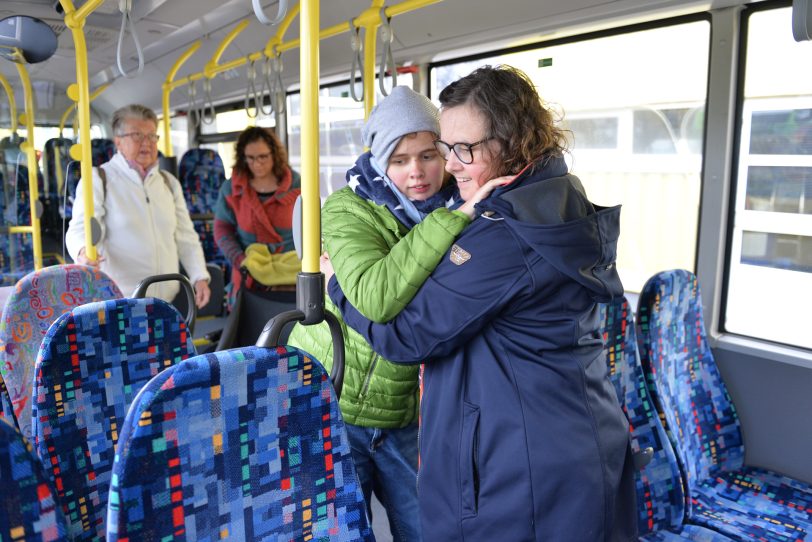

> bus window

[
  {"left": 199, "top": 106, "right": 277, "bottom": 179},
  {"left": 431, "top": 19, "right": 711, "bottom": 293},
  {"left": 287, "top": 74, "right": 414, "bottom": 200},
  {"left": 725, "top": 6, "right": 812, "bottom": 349}
]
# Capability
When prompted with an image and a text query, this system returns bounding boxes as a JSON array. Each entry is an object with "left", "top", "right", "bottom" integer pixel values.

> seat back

[
  {"left": 108, "top": 346, "right": 372, "bottom": 541},
  {"left": 0, "top": 417, "right": 68, "bottom": 542},
  {"left": 0, "top": 265, "right": 122, "bottom": 441},
  {"left": 177, "top": 148, "right": 225, "bottom": 216},
  {"left": 0, "top": 373, "right": 16, "bottom": 428},
  {"left": 178, "top": 149, "right": 227, "bottom": 265},
  {"left": 33, "top": 297, "right": 195, "bottom": 542},
  {"left": 602, "top": 297, "right": 686, "bottom": 535},
  {"left": 90, "top": 138, "right": 115, "bottom": 165},
  {"left": 636, "top": 270, "right": 744, "bottom": 492}
]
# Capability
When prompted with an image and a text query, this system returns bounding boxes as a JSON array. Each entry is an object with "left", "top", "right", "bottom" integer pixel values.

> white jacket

[{"left": 66, "top": 152, "right": 210, "bottom": 302}]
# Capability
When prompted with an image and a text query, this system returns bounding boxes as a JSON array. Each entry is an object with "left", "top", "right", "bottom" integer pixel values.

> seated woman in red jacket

[{"left": 213, "top": 126, "right": 300, "bottom": 306}]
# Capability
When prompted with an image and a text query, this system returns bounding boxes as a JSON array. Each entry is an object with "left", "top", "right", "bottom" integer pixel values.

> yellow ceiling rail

[
  {"left": 163, "top": 0, "right": 440, "bottom": 103},
  {"left": 204, "top": 20, "right": 251, "bottom": 78},
  {"left": 13, "top": 63, "right": 43, "bottom": 270},
  {"left": 161, "top": 40, "right": 202, "bottom": 156},
  {"left": 161, "top": 8, "right": 300, "bottom": 156},
  {"left": 59, "top": 0, "right": 106, "bottom": 262},
  {"left": 0, "top": 74, "right": 18, "bottom": 134},
  {"left": 59, "top": 83, "right": 109, "bottom": 134},
  {"left": 263, "top": 4, "right": 301, "bottom": 57},
  {"left": 319, "top": 0, "right": 442, "bottom": 117}
]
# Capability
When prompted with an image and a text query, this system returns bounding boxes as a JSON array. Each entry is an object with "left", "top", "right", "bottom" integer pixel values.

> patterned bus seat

[
  {"left": 0, "top": 265, "right": 122, "bottom": 441},
  {"left": 602, "top": 297, "right": 733, "bottom": 541},
  {"left": 107, "top": 346, "right": 373, "bottom": 542},
  {"left": 32, "top": 297, "right": 195, "bottom": 542},
  {"left": 637, "top": 269, "right": 812, "bottom": 541},
  {"left": 178, "top": 149, "right": 228, "bottom": 266},
  {"left": 0, "top": 416, "right": 68, "bottom": 542},
  {"left": 178, "top": 148, "right": 225, "bottom": 216},
  {"left": 0, "top": 373, "right": 16, "bottom": 429}
]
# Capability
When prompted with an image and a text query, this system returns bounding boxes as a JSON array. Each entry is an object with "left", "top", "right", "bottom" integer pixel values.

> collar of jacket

[{"left": 231, "top": 166, "right": 294, "bottom": 200}]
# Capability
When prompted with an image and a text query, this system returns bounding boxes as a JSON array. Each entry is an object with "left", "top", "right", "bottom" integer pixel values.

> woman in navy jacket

[{"left": 328, "top": 65, "right": 637, "bottom": 541}]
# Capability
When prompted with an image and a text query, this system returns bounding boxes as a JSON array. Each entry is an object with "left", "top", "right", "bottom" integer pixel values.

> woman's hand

[
  {"left": 76, "top": 246, "right": 105, "bottom": 268},
  {"left": 194, "top": 279, "right": 211, "bottom": 309},
  {"left": 320, "top": 252, "right": 335, "bottom": 285},
  {"left": 458, "top": 176, "right": 515, "bottom": 218}
]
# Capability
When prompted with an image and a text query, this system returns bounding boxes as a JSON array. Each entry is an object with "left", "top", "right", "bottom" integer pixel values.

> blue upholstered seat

[
  {"left": 637, "top": 270, "right": 812, "bottom": 541},
  {"left": 177, "top": 148, "right": 228, "bottom": 267},
  {"left": 32, "top": 297, "right": 195, "bottom": 541},
  {"left": 0, "top": 417, "right": 68, "bottom": 542},
  {"left": 602, "top": 297, "right": 733, "bottom": 541},
  {"left": 0, "top": 265, "right": 122, "bottom": 441},
  {"left": 108, "top": 345, "right": 373, "bottom": 541}
]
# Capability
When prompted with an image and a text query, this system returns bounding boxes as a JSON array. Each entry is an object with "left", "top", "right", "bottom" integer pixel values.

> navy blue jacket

[{"left": 329, "top": 156, "right": 637, "bottom": 541}]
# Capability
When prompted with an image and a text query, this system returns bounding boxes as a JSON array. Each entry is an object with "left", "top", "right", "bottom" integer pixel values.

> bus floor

[{"left": 370, "top": 493, "right": 394, "bottom": 541}]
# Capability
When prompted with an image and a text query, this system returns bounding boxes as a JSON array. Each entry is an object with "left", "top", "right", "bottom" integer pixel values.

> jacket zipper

[
  {"left": 143, "top": 180, "right": 161, "bottom": 278},
  {"left": 359, "top": 354, "right": 379, "bottom": 398},
  {"left": 416, "top": 364, "right": 425, "bottom": 493}
]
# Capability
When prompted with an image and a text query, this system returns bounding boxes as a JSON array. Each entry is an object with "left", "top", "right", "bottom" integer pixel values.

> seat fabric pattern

[
  {"left": 603, "top": 298, "right": 733, "bottom": 542},
  {"left": 637, "top": 269, "right": 812, "bottom": 541},
  {"left": 32, "top": 297, "right": 195, "bottom": 542},
  {"left": 178, "top": 149, "right": 228, "bottom": 266},
  {"left": 107, "top": 345, "right": 373, "bottom": 542},
  {"left": 0, "top": 417, "right": 68, "bottom": 542},
  {"left": 177, "top": 148, "right": 225, "bottom": 215},
  {"left": 644, "top": 524, "right": 736, "bottom": 542},
  {"left": 0, "top": 265, "right": 122, "bottom": 441},
  {"left": 603, "top": 297, "right": 686, "bottom": 535},
  {"left": 691, "top": 468, "right": 812, "bottom": 541}
]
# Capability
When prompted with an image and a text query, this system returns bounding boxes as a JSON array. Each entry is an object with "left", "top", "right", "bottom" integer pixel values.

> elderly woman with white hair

[{"left": 66, "top": 104, "right": 210, "bottom": 307}]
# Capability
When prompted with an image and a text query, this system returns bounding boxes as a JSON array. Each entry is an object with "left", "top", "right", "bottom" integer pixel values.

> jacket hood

[
  {"left": 479, "top": 156, "right": 623, "bottom": 301},
  {"left": 346, "top": 151, "right": 459, "bottom": 229}
]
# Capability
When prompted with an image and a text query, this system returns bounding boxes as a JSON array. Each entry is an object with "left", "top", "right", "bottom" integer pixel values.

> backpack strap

[
  {"left": 97, "top": 165, "right": 107, "bottom": 203},
  {"left": 159, "top": 169, "right": 175, "bottom": 197},
  {"left": 96, "top": 166, "right": 174, "bottom": 203}
]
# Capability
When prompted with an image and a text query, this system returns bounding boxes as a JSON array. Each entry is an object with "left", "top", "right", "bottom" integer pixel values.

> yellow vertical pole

[
  {"left": 61, "top": 0, "right": 105, "bottom": 262},
  {"left": 300, "top": 0, "right": 320, "bottom": 273},
  {"left": 362, "top": 0, "right": 385, "bottom": 119},
  {"left": 13, "top": 64, "right": 43, "bottom": 270}
]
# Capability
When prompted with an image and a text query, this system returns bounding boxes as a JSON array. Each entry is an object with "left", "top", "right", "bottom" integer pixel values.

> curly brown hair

[
  {"left": 438, "top": 65, "right": 568, "bottom": 176},
  {"left": 232, "top": 126, "right": 288, "bottom": 180}
]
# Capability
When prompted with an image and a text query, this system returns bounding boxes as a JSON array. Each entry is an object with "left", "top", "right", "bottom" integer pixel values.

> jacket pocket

[{"left": 460, "top": 401, "right": 480, "bottom": 518}]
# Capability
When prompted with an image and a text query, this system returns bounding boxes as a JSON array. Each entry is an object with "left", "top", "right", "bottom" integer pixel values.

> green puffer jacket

[{"left": 287, "top": 186, "right": 469, "bottom": 428}]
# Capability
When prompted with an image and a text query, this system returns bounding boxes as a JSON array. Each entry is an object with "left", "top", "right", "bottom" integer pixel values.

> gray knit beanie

[{"left": 362, "top": 86, "right": 440, "bottom": 168}]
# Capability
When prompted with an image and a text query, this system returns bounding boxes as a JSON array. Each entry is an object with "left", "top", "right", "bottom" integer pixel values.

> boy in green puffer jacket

[{"left": 287, "top": 87, "right": 504, "bottom": 541}]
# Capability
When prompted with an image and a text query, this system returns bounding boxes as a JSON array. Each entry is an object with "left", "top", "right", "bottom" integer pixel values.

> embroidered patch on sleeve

[{"left": 450, "top": 244, "right": 471, "bottom": 265}]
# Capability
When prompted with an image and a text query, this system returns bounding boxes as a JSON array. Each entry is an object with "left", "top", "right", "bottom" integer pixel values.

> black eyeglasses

[
  {"left": 434, "top": 137, "right": 493, "bottom": 165},
  {"left": 118, "top": 132, "right": 160, "bottom": 144}
]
